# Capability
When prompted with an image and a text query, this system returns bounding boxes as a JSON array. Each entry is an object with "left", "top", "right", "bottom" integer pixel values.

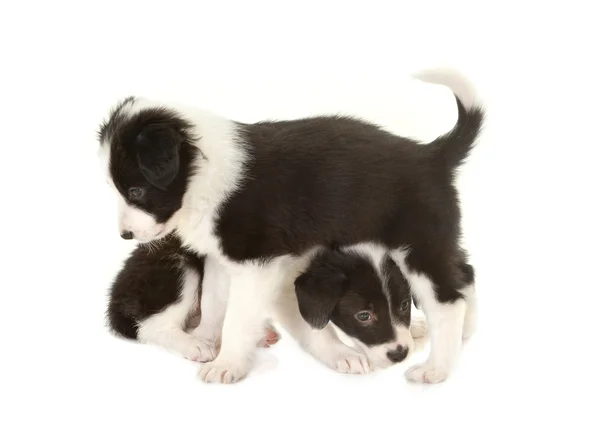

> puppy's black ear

[
  {"left": 294, "top": 252, "right": 348, "bottom": 329},
  {"left": 135, "top": 124, "right": 182, "bottom": 190}
]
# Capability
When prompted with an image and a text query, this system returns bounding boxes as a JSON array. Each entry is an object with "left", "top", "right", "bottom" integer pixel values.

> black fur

[
  {"left": 101, "top": 107, "right": 198, "bottom": 225},
  {"left": 107, "top": 234, "right": 205, "bottom": 339},
  {"left": 135, "top": 123, "right": 182, "bottom": 190}
]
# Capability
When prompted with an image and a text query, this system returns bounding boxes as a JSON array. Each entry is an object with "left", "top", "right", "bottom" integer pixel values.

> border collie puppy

[
  {"left": 107, "top": 236, "right": 428, "bottom": 374},
  {"left": 98, "top": 68, "right": 483, "bottom": 384},
  {"left": 107, "top": 234, "right": 280, "bottom": 362}
]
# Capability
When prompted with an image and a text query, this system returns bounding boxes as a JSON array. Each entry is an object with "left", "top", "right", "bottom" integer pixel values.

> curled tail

[{"left": 413, "top": 68, "right": 485, "bottom": 170}]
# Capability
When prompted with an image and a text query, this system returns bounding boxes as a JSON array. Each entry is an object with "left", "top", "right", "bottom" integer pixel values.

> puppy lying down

[{"left": 107, "top": 235, "right": 427, "bottom": 374}]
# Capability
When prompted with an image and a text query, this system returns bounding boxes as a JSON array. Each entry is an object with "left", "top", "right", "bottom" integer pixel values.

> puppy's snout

[
  {"left": 120, "top": 231, "right": 134, "bottom": 240},
  {"left": 386, "top": 345, "right": 409, "bottom": 363}
]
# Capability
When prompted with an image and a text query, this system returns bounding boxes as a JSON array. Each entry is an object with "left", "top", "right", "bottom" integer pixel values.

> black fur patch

[
  {"left": 101, "top": 104, "right": 199, "bottom": 225},
  {"left": 106, "top": 234, "right": 205, "bottom": 339}
]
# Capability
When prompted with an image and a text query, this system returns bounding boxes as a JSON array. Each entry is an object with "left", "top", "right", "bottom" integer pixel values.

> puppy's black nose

[
  {"left": 386, "top": 345, "right": 408, "bottom": 363},
  {"left": 120, "top": 231, "right": 134, "bottom": 240}
]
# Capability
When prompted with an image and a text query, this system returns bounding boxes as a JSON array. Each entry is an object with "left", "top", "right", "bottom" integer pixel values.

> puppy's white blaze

[
  {"left": 412, "top": 67, "right": 480, "bottom": 110},
  {"left": 136, "top": 267, "right": 203, "bottom": 359},
  {"left": 346, "top": 242, "right": 387, "bottom": 267}
]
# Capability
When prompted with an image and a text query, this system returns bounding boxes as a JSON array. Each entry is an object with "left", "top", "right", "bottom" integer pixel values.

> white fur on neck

[{"left": 170, "top": 104, "right": 248, "bottom": 258}]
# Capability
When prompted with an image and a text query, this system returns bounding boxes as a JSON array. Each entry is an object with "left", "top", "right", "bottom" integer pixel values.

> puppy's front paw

[
  {"left": 198, "top": 359, "right": 249, "bottom": 384},
  {"left": 405, "top": 361, "right": 450, "bottom": 384},
  {"left": 410, "top": 316, "right": 428, "bottom": 339},
  {"left": 184, "top": 338, "right": 217, "bottom": 363},
  {"left": 327, "top": 347, "right": 371, "bottom": 374},
  {"left": 169, "top": 334, "right": 218, "bottom": 363}
]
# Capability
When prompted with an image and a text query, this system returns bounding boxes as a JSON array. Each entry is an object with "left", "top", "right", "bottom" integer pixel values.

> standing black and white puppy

[
  {"left": 107, "top": 236, "right": 427, "bottom": 373},
  {"left": 98, "top": 68, "right": 483, "bottom": 384}
]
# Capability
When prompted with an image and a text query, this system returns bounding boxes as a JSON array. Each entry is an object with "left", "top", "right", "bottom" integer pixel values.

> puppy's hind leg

[{"left": 392, "top": 250, "right": 466, "bottom": 384}]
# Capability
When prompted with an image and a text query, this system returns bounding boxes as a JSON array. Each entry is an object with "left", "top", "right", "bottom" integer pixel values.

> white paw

[
  {"left": 410, "top": 316, "right": 428, "bottom": 339},
  {"left": 181, "top": 338, "right": 218, "bottom": 363},
  {"left": 328, "top": 347, "right": 371, "bottom": 374},
  {"left": 198, "top": 359, "right": 250, "bottom": 384},
  {"left": 405, "top": 361, "right": 450, "bottom": 384}
]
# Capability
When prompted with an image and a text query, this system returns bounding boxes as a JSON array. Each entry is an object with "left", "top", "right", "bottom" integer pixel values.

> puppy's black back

[
  {"left": 107, "top": 235, "right": 205, "bottom": 339},
  {"left": 218, "top": 101, "right": 482, "bottom": 263}
]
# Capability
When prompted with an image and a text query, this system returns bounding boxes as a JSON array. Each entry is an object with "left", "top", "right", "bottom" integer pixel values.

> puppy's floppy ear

[
  {"left": 294, "top": 251, "right": 348, "bottom": 329},
  {"left": 135, "top": 123, "right": 182, "bottom": 190}
]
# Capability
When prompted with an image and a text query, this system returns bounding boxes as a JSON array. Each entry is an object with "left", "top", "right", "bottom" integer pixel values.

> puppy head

[
  {"left": 295, "top": 247, "right": 414, "bottom": 369},
  {"left": 97, "top": 97, "right": 195, "bottom": 242}
]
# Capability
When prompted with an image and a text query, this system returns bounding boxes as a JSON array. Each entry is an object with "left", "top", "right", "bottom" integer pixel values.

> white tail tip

[{"left": 412, "top": 67, "right": 480, "bottom": 110}]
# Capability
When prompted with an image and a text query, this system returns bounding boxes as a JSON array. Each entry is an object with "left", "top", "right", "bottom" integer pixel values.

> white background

[{"left": 1, "top": 1, "right": 598, "bottom": 447}]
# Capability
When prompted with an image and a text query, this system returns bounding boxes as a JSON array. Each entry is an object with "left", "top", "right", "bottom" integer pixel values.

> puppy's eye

[
  {"left": 128, "top": 187, "right": 144, "bottom": 200},
  {"left": 355, "top": 311, "right": 373, "bottom": 322},
  {"left": 400, "top": 300, "right": 410, "bottom": 311}
]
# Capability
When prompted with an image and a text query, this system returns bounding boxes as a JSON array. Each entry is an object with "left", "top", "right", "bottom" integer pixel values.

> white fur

[
  {"left": 412, "top": 67, "right": 480, "bottom": 110},
  {"left": 136, "top": 267, "right": 214, "bottom": 361},
  {"left": 392, "top": 248, "right": 466, "bottom": 383}
]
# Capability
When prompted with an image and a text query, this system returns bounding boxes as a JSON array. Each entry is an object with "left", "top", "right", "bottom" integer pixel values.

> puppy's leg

[
  {"left": 393, "top": 250, "right": 466, "bottom": 384},
  {"left": 137, "top": 267, "right": 214, "bottom": 362},
  {"left": 190, "top": 256, "right": 279, "bottom": 353},
  {"left": 198, "top": 262, "right": 281, "bottom": 384},
  {"left": 190, "top": 256, "right": 229, "bottom": 361},
  {"left": 307, "top": 326, "right": 371, "bottom": 374},
  {"left": 459, "top": 262, "right": 477, "bottom": 340},
  {"left": 274, "top": 285, "right": 370, "bottom": 374}
]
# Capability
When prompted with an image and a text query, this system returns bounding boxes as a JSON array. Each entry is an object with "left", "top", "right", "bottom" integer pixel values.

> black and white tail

[{"left": 414, "top": 68, "right": 485, "bottom": 170}]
